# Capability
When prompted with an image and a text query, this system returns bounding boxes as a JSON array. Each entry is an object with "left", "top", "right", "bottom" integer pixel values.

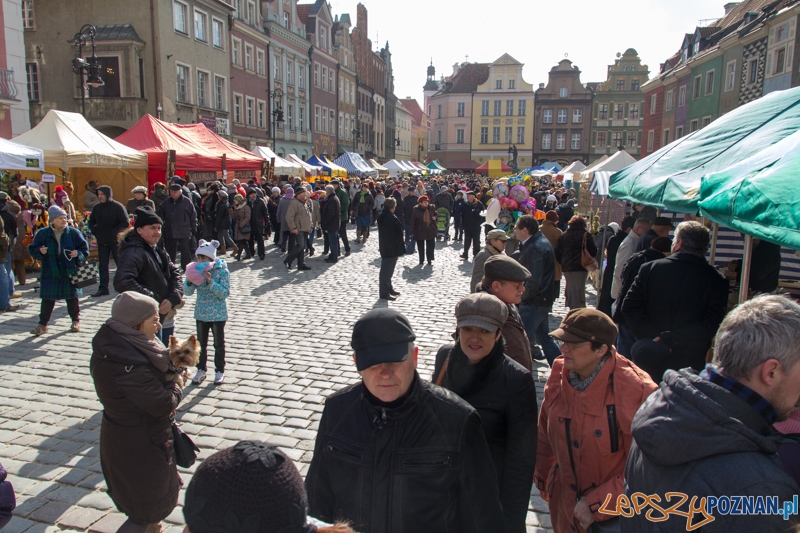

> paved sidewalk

[{"left": 0, "top": 228, "right": 595, "bottom": 532}]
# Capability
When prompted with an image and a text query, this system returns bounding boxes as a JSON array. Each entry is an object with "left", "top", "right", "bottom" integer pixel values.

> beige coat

[
  {"left": 540, "top": 220, "right": 563, "bottom": 281},
  {"left": 285, "top": 197, "right": 312, "bottom": 233}
]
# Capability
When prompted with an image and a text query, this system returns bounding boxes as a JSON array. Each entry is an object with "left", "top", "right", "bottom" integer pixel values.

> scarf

[
  {"left": 51, "top": 224, "right": 66, "bottom": 254},
  {"left": 441, "top": 339, "right": 505, "bottom": 398},
  {"left": 105, "top": 317, "right": 172, "bottom": 373},
  {"left": 359, "top": 190, "right": 368, "bottom": 203},
  {"left": 568, "top": 353, "right": 611, "bottom": 392},
  {"left": 422, "top": 206, "right": 431, "bottom": 226}
]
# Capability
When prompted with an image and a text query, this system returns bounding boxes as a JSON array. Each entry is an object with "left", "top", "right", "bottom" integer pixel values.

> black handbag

[{"left": 171, "top": 422, "right": 199, "bottom": 468}]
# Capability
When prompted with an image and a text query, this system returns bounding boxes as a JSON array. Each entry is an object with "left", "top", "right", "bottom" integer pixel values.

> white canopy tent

[
  {"left": 558, "top": 160, "right": 587, "bottom": 182},
  {"left": 0, "top": 137, "right": 44, "bottom": 171},
  {"left": 253, "top": 146, "right": 303, "bottom": 177},
  {"left": 285, "top": 154, "right": 323, "bottom": 176},
  {"left": 578, "top": 151, "right": 636, "bottom": 183},
  {"left": 575, "top": 155, "right": 610, "bottom": 183},
  {"left": 383, "top": 159, "right": 409, "bottom": 178}
]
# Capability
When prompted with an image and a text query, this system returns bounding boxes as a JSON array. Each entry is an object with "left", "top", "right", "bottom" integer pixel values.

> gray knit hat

[
  {"left": 111, "top": 292, "right": 159, "bottom": 328},
  {"left": 48, "top": 205, "right": 67, "bottom": 220}
]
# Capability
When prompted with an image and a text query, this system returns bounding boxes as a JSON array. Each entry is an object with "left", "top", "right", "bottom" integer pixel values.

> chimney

[
  {"left": 539, "top": 83, "right": 545, "bottom": 89},
  {"left": 723, "top": 2, "right": 739, "bottom": 15}
]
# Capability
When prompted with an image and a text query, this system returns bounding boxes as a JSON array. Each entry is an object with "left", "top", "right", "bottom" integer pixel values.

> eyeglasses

[{"left": 555, "top": 340, "right": 590, "bottom": 349}]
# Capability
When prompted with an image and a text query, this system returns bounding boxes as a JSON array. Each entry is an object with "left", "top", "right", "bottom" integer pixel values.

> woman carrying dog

[{"left": 90, "top": 291, "right": 185, "bottom": 533}]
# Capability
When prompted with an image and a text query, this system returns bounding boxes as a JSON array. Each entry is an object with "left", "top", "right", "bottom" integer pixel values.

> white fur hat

[{"left": 195, "top": 239, "right": 219, "bottom": 260}]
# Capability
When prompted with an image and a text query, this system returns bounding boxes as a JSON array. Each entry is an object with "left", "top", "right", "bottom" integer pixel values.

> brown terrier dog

[{"left": 168, "top": 334, "right": 200, "bottom": 387}]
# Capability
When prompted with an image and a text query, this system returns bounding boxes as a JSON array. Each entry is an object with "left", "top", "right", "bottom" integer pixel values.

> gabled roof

[
  {"left": 439, "top": 63, "right": 490, "bottom": 94},
  {"left": 399, "top": 98, "right": 424, "bottom": 126},
  {"left": 296, "top": 4, "right": 312, "bottom": 24},
  {"left": 93, "top": 24, "right": 144, "bottom": 42},
  {"left": 696, "top": 26, "right": 722, "bottom": 39},
  {"left": 491, "top": 53, "right": 522, "bottom": 66}
]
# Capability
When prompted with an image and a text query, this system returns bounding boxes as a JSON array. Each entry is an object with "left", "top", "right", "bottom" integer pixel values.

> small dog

[{"left": 168, "top": 334, "right": 200, "bottom": 387}]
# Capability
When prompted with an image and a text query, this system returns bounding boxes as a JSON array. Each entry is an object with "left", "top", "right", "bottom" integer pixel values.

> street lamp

[
  {"left": 269, "top": 88, "right": 284, "bottom": 151},
  {"left": 418, "top": 139, "right": 425, "bottom": 162},
  {"left": 71, "top": 24, "right": 104, "bottom": 117}
]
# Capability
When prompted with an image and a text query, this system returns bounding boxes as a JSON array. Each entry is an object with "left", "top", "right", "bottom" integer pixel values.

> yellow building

[{"left": 471, "top": 54, "right": 535, "bottom": 170}]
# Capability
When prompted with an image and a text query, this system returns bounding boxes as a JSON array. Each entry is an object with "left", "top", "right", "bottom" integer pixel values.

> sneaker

[
  {"left": 30, "top": 324, "right": 47, "bottom": 336},
  {"left": 214, "top": 371, "right": 224, "bottom": 384},
  {"left": 192, "top": 369, "right": 207, "bottom": 384},
  {"left": 70, "top": 321, "right": 81, "bottom": 333}
]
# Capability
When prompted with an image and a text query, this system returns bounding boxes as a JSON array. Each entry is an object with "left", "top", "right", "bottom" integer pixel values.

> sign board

[
  {"left": 216, "top": 118, "right": 230, "bottom": 136},
  {"left": 41, "top": 174, "right": 56, "bottom": 183},
  {"left": 25, "top": 158, "right": 40, "bottom": 168}
]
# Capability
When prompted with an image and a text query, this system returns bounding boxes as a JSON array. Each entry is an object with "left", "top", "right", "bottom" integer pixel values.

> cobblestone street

[{"left": 0, "top": 227, "right": 595, "bottom": 533}]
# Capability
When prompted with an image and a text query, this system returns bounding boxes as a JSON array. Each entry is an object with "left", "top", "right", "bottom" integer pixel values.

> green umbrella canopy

[
  {"left": 609, "top": 86, "right": 800, "bottom": 213},
  {"left": 699, "top": 129, "right": 800, "bottom": 250}
]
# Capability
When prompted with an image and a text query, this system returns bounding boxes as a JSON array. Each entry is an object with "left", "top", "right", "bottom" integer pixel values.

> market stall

[
  {"left": 253, "top": 146, "right": 303, "bottom": 177},
  {"left": 286, "top": 154, "right": 323, "bottom": 178},
  {"left": 475, "top": 159, "right": 513, "bottom": 178},
  {"left": 306, "top": 155, "right": 346, "bottom": 178},
  {"left": 383, "top": 159, "right": 409, "bottom": 178},
  {"left": 333, "top": 152, "right": 374, "bottom": 176}
]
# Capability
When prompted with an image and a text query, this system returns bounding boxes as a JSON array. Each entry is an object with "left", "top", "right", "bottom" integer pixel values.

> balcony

[
  {"left": 0, "top": 69, "right": 19, "bottom": 101},
  {"left": 71, "top": 97, "right": 147, "bottom": 129}
]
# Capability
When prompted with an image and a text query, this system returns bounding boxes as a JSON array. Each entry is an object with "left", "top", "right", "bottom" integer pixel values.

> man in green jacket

[{"left": 333, "top": 180, "right": 351, "bottom": 257}]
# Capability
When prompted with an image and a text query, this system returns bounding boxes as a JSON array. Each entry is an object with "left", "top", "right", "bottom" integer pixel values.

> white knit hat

[{"left": 195, "top": 239, "right": 219, "bottom": 260}]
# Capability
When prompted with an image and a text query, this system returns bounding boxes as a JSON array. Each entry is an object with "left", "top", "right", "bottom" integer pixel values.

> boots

[
  {"left": 218, "top": 245, "right": 227, "bottom": 255},
  {"left": 231, "top": 244, "right": 239, "bottom": 258},
  {"left": 363, "top": 227, "right": 369, "bottom": 243},
  {"left": 355, "top": 228, "right": 362, "bottom": 244}
]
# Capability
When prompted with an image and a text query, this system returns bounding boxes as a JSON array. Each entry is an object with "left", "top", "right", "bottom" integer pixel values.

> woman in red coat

[{"left": 409, "top": 194, "right": 438, "bottom": 266}]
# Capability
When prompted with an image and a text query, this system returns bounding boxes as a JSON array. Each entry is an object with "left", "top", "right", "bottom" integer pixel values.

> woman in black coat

[
  {"left": 432, "top": 293, "right": 538, "bottom": 533},
  {"left": 554, "top": 215, "right": 597, "bottom": 310},
  {"left": 409, "top": 195, "right": 438, "bottom": 266},
  {"left": 90, "top": 291, "right": 184, "bottom": 533},
  {"left": 377, "top": 197, "right": 404, "bottom": 300}
]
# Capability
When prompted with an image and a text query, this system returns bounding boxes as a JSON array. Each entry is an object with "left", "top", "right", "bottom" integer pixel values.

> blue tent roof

[{"left": 333, "top": 152, "right": 374, "bottom": 176}]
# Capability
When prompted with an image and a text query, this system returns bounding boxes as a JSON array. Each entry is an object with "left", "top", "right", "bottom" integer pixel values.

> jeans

[
  {"left": 197, "top": 320, "right": 226, "bottom": 372},
  {"left": 518, "top": 303, "right": 561, "bottom": 366},
  {"left": 285, "top": 231, "right": 307, "bottom": 268},
  {"left": 39, "top": 298, "right": 80, "bottom": 326},
  {"left": 96, "top": 242, "right": 119, "bottom": 291},
  {"left": 339, "top": 219, "right": 350, "bottom": 252},
  {"left": 616, "top": 323, "right": 636, "bottom": 357},
  {"left": 327, "top": 230, "right": 340, "bottom": 261},
  {"left": 216, "top": 228, "right": 235, "bottom": 249},
  {"left": 463, "top": 228, "right": 481, "bottom": 257},
  {"left": 4, "top": 251, "right": 14, "bottom": 295},
  {"left": 165, "top": 237, "right": 192, "bottom": 270},
  {"left": 379, "top": 256, "right": 398, "bottom": 296},
  {"left": 157, "top": 326, "right": 174, "bottom": 346},
  {"left": 417, "top": 238, "right": 435, "bottom": 263},
  {"left": 0, "top": 262, "right": 9, "bottom": 308}
]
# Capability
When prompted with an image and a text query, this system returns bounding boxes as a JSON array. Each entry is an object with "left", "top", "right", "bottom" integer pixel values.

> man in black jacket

[
  {"left": 460, "top": 190, "right": 484, "bottom": 259},
  {"left": 401, "top": 187, "right": 417, "bottom": 254},
  {"left": 88, "top": 185, "right": 129, "bottom": 297},
  {"left": 597, "top": 216, "right": 634, "bottom": 316},
  {"left": 246, "top": 188, "right": 268, "bottom": 260},
  {"left": 621, "top": 221, "right": 728, "bottom": 373},
  {"left": 306, "top": 308, "right": 506, "bottom": 533},
  {"left": 377, "top": 197, "right": 404, "bottom": 300},
  {"left": 320, "top": 185, "right": 340, "bottom": 263},
  {"left": 157, "top": 183, "right": 197, "bottom": 270}
]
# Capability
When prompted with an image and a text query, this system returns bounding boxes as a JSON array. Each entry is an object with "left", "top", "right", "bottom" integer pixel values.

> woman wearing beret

[
  {"left": 432, "top": 293, "right": 538, "bottom": 533},
  {"left": 535, "top": 308, "right": 657, "bottom": 533},
  {"left": 126, "top": 185, "right": 156, "bottom": 215},
  {"left": 91, "top": 291, "right": 184, "bottom": 533},
  {"left": 409, "top": 194, "right": 438, "bottom": 266}
]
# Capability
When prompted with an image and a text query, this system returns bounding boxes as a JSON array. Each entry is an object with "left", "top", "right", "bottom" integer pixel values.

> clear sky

[{"left": 327, "top": 0, "right": 730, "bottom": 104}]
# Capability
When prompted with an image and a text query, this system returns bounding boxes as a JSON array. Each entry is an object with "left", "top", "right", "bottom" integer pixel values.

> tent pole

[
  {"left": 739, "top": 234, "right": 753, "bottom": 305},
  {"left": 596, "top": 197, "right": 613, "bottom": 302},
  {"left": 709, "top": 222, "right": 719, "bottom": 265}
]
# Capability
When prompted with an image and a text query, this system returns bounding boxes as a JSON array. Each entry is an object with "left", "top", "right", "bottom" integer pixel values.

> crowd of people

[{"left": 1, "top": 169, "right": 799, "bottom": 533}]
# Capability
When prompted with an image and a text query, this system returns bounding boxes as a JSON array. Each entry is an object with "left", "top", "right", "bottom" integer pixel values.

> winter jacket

[
  {"left": 184, "top": 258, "right": 229, "bottom": 322},
  {"left": 90, "top": 323, "right": 182, "bottom": 525},
  {"left": 320, "top": 195, "right": 341, "bottom": 233},
  {"left": 267, "top": 194, "right": 280, "bottom": 224},
  {"left": 515, "top": 231, "right": 556, "bottom": 307},
  {"left": 556, "top": 202, "right": 574, "bottom": 230},
  {"left": 29, "top": 225, "right": 88, "bottom": 301},
  {"left": 461, "top": 199, "right": 485, "bottom": 231},
  {"left": 277, "top": 196, "right": 293, "bottom": 231},
  {"left": 89, "top": 187, "right": 130, "bottom": 245},
  {"left": 611, "top": 231, "right": 638, "bottom": 300},
  {"left": 633, "top": 228, "right": 659, "bottom": 253},
  {"left": 83, "top": 189, "right": 99, "bottom": 211},
  {"left": 555, "top": 227, "right": 597, "bottom": 273},
  {"left": 401, "top": 194, "right": 417, "bottom": 224},
  {"left": 157, "top": 194, "right": 197, "bottom": 239},
  {"left": 377, "top": 208, "right": 405, "bottom": 259},
  {"left": 432, "top": 341, "right": 537, "bottom": 533},
  {"left": 0, "top": 204, "right": 17, "bottom": 244},
  {"left": 471, "top": 243, "right": 504, "bottom": 293},
  {"left": 114, "top": 232, "right": 184, "bottom": 308},
  {"left": 125, "top": 197, "right": 156, "bottom": 215},
  {"left": 351, "top": 190, "right": 375, "bottom": 217},
  {"left": 202, "top": 193, "right": 218, "bottom": 226},
  {"left": 150, "top": 189, "right": 168, "bottom": 211},
  {"left": 452, "top": 197, "right": 465, "bottom": 226},
  {"left": 612, "top": 248, "right": 666, "bottom": 325},
  {"left": 306, "top": 374, "right": 507, "bottom": 533},
  {"left": 285, "top": 198, "right": 312, "bottom": 234},
  {"left": 334, "top": 186, "right": 350, "bottom": 222},
  {"left": 623, "top": 369, "right": 800, "bottom": 532},
  {"left": 213, "top": 197, "right": 230, "bottom": 232},
  {"left": 308, "top": 199, "right": 321, "bottom": 229},
  {"left": 409, "top": 204, "right": 438, "bottom": 241},
  {"left": 434, "top": 191, "right": 454, "bottom": 212},
  {"left": 247, "top": 197, "right": 269, "bottom": 236},
  {"left": 620, "top": 253, "right": 728, "bottom": 372},
  {"left": 10, "top": 204, "right": 29, "bottom": 262},
  {"left": 535, "top": 355, "right": 657, "bottom": 533},
  {"left": 597, "top": 228, "right": 627, "bottom": 315},
  {"left": 477, "top": 285, "right": 534, "bottom": 372},
  {"left": 539, "top": 219, "right": 563, "bottom": 281},
  {"left": 231, "top": 203, "right": 251, "bottom": 241}
]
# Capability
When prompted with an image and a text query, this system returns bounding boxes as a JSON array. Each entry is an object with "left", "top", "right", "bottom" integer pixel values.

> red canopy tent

[
  {"left": 475, "top": 160, "right": 512, "bottom": 173},
  {"left": 115, "top": 115, "right": 265, "bottom": 189}
]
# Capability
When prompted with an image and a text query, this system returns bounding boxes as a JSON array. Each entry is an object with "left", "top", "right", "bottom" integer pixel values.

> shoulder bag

[
  {"left": 64, "top": 250, "right": 98, "bottom": 288},
  {"left": 581, "top": 232, "right": 599, "bottom": 272},
  {"left": 171, "top": 421, "right": 200, "bottom": 468}
]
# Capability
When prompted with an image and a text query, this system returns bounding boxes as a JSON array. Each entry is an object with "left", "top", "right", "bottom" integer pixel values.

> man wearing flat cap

[
  {"left": 157, "top": 182, "right": 197, "bottom": 270},
  {"left": 306, "top": 308, "right": 506, "bottom": 533}
]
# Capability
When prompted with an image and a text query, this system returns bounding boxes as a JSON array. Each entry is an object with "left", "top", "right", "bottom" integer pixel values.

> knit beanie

[
  {"left": 284, "top": 187, "right": 294, "bottom": 199},
  {"left": 272, "top": 187, "right": 281, "bottom": 195},
  {"left": 133, "top": 206, "right": 163, "bottom": 228},
  {"left": 183, "top": 441, "right": 313, "bottom": 533},
  {"left": 195, "top": 239, "right": 219, "bottom": 260},
  {"left": 48, "top": 205, "right": 67, "bottom": 220},
  {"left": 111, "top": 292, "right": 158, "bottom": 328}
]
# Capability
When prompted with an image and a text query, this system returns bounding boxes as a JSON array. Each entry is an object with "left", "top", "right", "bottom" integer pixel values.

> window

[
  {"left": 173, "top": 1, "right": 188, "bottom": 33},
  {"left": 693, "top": 42, "right": 700, "bottom": 56},
  {"left": 598, "top": 103, "right": 609, "bottom": 120},
  {"left": 509, "top": 78, "right": 515, "bottom": 89},
  {"left": 258, "top": 101, "right": 265, "bottom": 128},
  {"left": 314, "top": 106, "right": 320, "bottom": 131},
  {"left": 457, "top": 102, "right": 465, "bottom": 117},
  {"left": 457, "top": 128, "right": 465, "bottom": 144},
  {"left": 247, "top": 0, "right": 255, "bottom": 23},
  {"left": 481, "top": 100, "right": 489, "bottom": 116},
  {"left": 629, "top": 103, "right": 639, "bottom": 120},
  {"left": 25, "top": 63, "right": 39, "bottom": 101},
  {"left": 232, "top": 39, "right": 241, "bottom": 66},
  {"left": 517, "top": 127, "right": 525, "bottom": 144},
  {"left": 557, "top": 109, "right": 567, "bottom": 123},
  {"left": 437, "top": 104, "right": 442, "bottom": 119},
  {"left": 273, "top": 54, "right": 280, "bottom": 80},
  {"left": 518, "top": 100, "right": 526, "bottom": 116},
  {"left": 571, "top": 133, "right": 581, "bottom": 150},
  {"left": 543, "top": 109, "right": 553, "bottom": 123},
  {"left": 496, "top": 78, "right": 502, "bottom": 89},
  {"left": 22, "top": 0, "right": 34, "bottom": 29},
  {"left": 748, "top": 59, "right": 758, "bottom": 84},
  {"left": 286, "top": 60, "right": 293, "bottom": 85},
  {"left": 314, "top": 63, "right": 319, "bottom": 87},
  {"left": 330, "top": 110, "right": 335, "bottom": 134},
  {"left": 480, "top": 127, "right": 488, "bottom": 144},
  {"left": 506, "top": 100, "right": 514, "bottom": 116},
  {"left": 299, "top": 66, "right": 305, "bottom": 89},
  {"left": 504, "top": 126, "right": 512, "bottom": 144},
  {"left": 212, "top": 18, "right": 224, "bottom": 48},
  {"left": 319, "top": 27, "right": 327, "bottom": 52},
  {"left": 194, "top": 10, "right": 207, "bottom": 42},
  {"left": 663, "top": 129, "right": 670, "bottom": 146},
  {"left": 726, "top": 61, "right": 736, "bottom": 91},
  {"left": 541, "top": 133, "right": 552, "bottom": 150},
  {"left": 246, "top": 98, "right": 254, "bottom": 126},
  {"left": 322, "top": 107, "right": 328, "bottom": 133},
  {"left": 572, "top": 108, "right": 582, "bottom": 123},
  {"left": 257, "top": 50, "right": 264, "bottom": 75},
  {"left": 678, "top": 85, "right": 686, "bottom": 106},
  {"left": 690, "top": 119, "right": 699, "bottom": 132},
  {"left": 329, "top": 70, "right": 333, "bottom": 92},
  {"left": 627, "top": 132, "right": 638, "bottom": 146},
  {"left": 493, "top": 100, "right": 501, "bottom": 116},
  {"left": 321, "top": 66, "right": 327, "bottom": 90},
  {"left": 614, "top": 104, "right": 624, "bottom": 120},
  {"left": 596, "top": 131, "right": 607, "bottom": 147},
  {"left": 245, "top": 44, "right": 253, "bottom": 71},
  {"left": 492, "top": 127, "right": 500, "bottom": 144},
  {"left": 559, "top": 87, "right": 568, "bottom": 98},
  {"left": 233, "top": 0, "right": 241, "bottom": 17},
  {"left": 631, "top": 79, "right": 640, "bottom": 91},
  {"left": 775, "top": 48, "right": 786, "bottom": 74},
  {"left": 610, "top": 132, "right": 622, "bottom": 148},
  {"left": 197, "top": 70, "right": 209, "bottom": 107},
  {"left": 616, "top": 79, "right": 625, "bottom": 91},
  {"left": 693, "top": 75, "right": 701, "bottom": 99},
  {"left": 647, "top": 130, "right": 654, "bottom": 151},
  {"left": 702, "top": 116, "right": 711, "bottom": 128},
  {"left": 234, "top": 94, "right": 241, "bottom": 123},
  {"left": 283, "top": 11, "right": 289, "bottom": 28},
  {"left": 556, "top": 133, "right": 566, "bottom": 150},
  {"left": 287, "top": 104, "right": 294, "bottom": 130},
  {"left": 650, "top": 94, "right": 657, "bottom": 114},
  {"left": 665, "top": 90, "right": 674, "bottom": 110},
  {"left": 705, "top": 70, "right": 715, "bottom": 95},
  {"left": 214, "top": 76, "right": 225, "bottom": 110},
  {"left": 299, "top": 107, "right": 304, "bottom": 131},
  {"left": 176, "top": 64, "right": 189, "bottom": 103},
  {"left": 88, "top": 57, "right": 120, "bottom": 97},
  {"left": 676, "top": 125, "right": 684, "bottom": 138}
]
